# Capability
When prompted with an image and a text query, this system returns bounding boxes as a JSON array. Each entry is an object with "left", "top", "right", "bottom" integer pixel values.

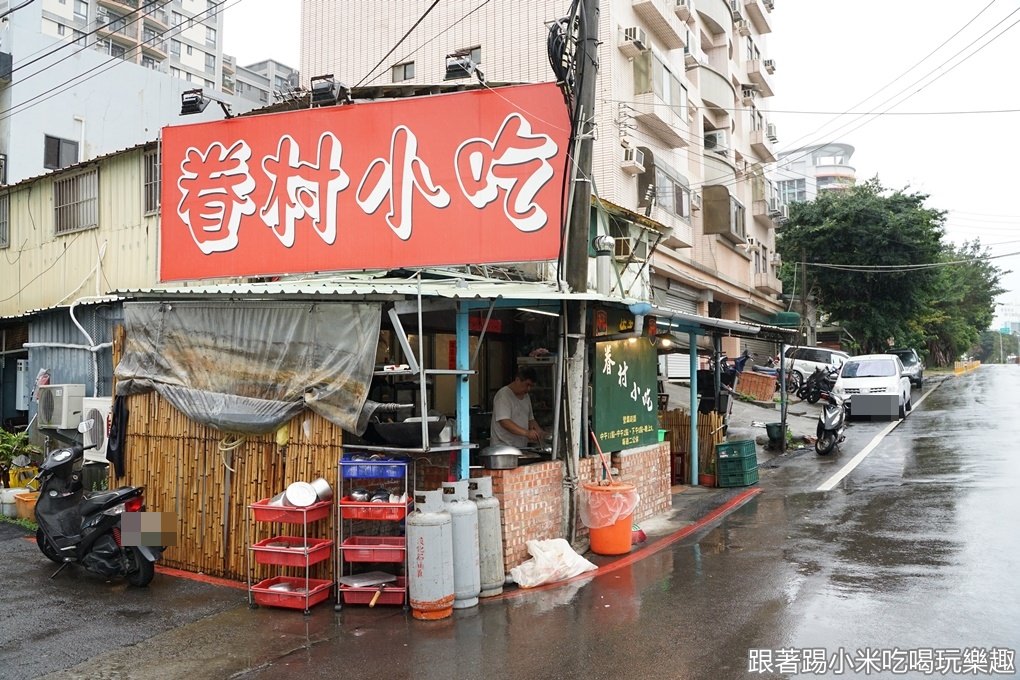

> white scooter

[{"left": 815, "top": 391, "right": 848, "bottom": 455}]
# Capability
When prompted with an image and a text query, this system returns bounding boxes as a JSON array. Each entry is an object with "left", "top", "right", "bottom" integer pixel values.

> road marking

[{"left": 816, "top": 386, "right": 937, "bottom": 492}]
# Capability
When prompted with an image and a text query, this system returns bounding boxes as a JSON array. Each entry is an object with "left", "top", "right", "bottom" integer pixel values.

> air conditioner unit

[
  {"left": 745, "top": 236, "right": 762, "bottom": 252},
  {"left": 621, "top": 147, "right": 646, "bottom": 175},
  {"left": 614, "top": 238, "right": 633, "bottom": 260},
  {"left": 704, "top": 129, "right": 728, "bottom": 154},
  {"left": 766, "top": 122, "right": 778, "bottom": 143},
  {"left": 37, "top": 384, "right": 85, "bottom": 430},
  {"left": 771, "top": 253, "right": 782, "bottom": 266},
  {"left": 729, "top": 0, "right": 742, "bottom": 21},
  {"left": 736, "top": 20, "right": 750, "bottom": 37},
  {"left": 763, "top": 0, "right": 775, "bottom": 10},
  {"left": 96, "top": 8, "right": 109, "bottom": 23},
  {"left": 675, "top": 0, "right": 693, "bottom": 22},
  {"left": 779, "top": 204, "right": 789, "bottom": 220},
  {"left": 15, "top": 359, "right": 30, "bottom": 411},
  {"left": 691, "top": 192, "right": 702, "bottom": 212},
  {"left": 741, "top": 88, "right": 757, "bottom": 105},
  {"left": 764, "top": 58, "right": 776, "bottom": 74},
  {"left": 768, "top": 197, "right": 782, "bottom": 217},
  {"left": 619, "top": 27, "right": 649, "bottom": 58},
  {"left": 81, "top": 397, "right": 113, "bottom": 462}
]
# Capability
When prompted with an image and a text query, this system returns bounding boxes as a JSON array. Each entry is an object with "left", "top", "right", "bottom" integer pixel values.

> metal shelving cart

[{"left": 246, "top": 497, "right": 334, "bottom": 615}]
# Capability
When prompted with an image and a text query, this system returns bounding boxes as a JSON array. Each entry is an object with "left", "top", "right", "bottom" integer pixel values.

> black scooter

[{"left": 33, "top": 422, "right": 162, "bottom": 586}]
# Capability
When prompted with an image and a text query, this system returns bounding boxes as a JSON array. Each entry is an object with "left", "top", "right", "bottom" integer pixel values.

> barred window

[
  {"left": 0, "top": 193, "right": 9, "bottom": 249},
  {"left": 53, "top": 168, "right": 98, "bottom": 235},
  {"left": 143, "top": 149, "right": 160, "bottom": 215}
]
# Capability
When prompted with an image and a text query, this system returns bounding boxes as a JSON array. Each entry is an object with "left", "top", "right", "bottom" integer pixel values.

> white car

[{"left": 832, "top": 354, "right": 912, "bottom": 419}]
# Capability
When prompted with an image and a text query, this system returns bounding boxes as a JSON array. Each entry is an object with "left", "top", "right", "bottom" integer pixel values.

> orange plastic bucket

[{"left": 583, "top": 482, "right": 636, "bottom": 556}]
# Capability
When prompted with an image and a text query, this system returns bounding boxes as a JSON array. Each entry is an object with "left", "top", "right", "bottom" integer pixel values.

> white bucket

[{"left": 1, "top": 488, "right": 29, "bottom": 518}]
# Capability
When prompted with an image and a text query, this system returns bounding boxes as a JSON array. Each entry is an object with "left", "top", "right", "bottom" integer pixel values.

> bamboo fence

[
  {"left": 117, "top": 392, "right": 344, "bottom": 582},
  {"left": 659, "top": 408, "right": 724, "bottom": 484}
]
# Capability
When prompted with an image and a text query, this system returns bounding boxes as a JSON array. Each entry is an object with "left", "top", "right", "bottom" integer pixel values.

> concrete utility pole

[{"left": 564, "top": 0, "right": 599, "bottom": 543}]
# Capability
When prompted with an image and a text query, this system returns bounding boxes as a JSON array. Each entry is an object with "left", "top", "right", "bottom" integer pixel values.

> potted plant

[
  {"left": 698, "top": 446, "right": 716, "bottom": 487},
  {"left": 0, "top": 429, "right": 40, "bottom": 488}
]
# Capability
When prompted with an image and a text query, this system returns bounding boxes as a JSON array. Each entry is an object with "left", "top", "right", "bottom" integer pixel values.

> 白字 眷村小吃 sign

[{"left": 593, "top": 339, "right": 659, "bottom": 452}]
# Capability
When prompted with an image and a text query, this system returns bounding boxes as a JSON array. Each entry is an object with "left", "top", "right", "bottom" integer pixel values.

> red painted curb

[
  {"left": 156, "top": 565, "right": 248, "bottom": 591},
  {"left": 488, "top": 486, "right": 763, "bottom": 600}
]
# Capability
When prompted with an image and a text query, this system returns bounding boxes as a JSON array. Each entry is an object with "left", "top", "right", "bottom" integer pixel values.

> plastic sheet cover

[{"left": 115, "top": 301, "right": 381, "bottom": 435}]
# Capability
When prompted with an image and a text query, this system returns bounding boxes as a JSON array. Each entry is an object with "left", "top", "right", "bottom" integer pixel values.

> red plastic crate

[
  {"left": 250, "top": 576, "right": 332, "bottom": 610},
  {"left": 339, "top": 577, "right": 407, "bottom": 606},
  {"left": 251, "top": 536, "right": 333, "bottom": 567},
  {"left": 250, "top": 498, "right": 332, "bottom": 524},
  {"left": 340, "top": 536, "right": 406, "bottom": 563},
  {"left": 339, "top": 497, "right": 411, "bottom": 521}
]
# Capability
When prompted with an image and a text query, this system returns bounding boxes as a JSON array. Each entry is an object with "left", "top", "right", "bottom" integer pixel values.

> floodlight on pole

[{"left": 180, "top": 88, "right": 233, "bottom": 118}]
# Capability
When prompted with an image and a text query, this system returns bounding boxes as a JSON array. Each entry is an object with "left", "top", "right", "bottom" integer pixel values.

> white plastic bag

[
  {"left": 578, "top": 483, "right": 640, "bottom": 529},
  {"left": 509, "top": 538, "right": 598, "bottom": 588}
]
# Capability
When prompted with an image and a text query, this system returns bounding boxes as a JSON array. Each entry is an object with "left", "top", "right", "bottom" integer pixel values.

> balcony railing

[
  {"left": 742, "top": 0, "right": 772, "bottom": 34},
  {"left": 633, "top": 0, "right": 687, "bottom": 49},
  {"left": 632, "top": 91, "right": 689, "bottom": 148},
  {"left": 754, "top": 271, "right": 782, "bottom": 295},
  {"left": 750, "top": 128, "right": 776, "bottom": 162},
  {"left": 746, "top": 59, "right": 774, "bottom": 97}
]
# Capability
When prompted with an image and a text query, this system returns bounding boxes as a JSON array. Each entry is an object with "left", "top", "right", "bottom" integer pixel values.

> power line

[
  {"left": 353, "top": 0, "right": 442, "bottom": 89},
  {"left": 807, "top": 249, "right": 1020, "bottom": 273}
]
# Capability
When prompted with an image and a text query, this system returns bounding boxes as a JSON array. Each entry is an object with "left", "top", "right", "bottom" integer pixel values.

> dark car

[{"left": 888, "top": 348, "right": 924, "bottom": 387}]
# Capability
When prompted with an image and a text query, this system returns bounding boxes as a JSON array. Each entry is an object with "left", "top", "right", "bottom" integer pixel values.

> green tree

[
  {"left": 974, "top": 329, "right": 1019, "bottom": 363},
  {"left": 777, "top": 179, "right": 944, "bottom": 353}
]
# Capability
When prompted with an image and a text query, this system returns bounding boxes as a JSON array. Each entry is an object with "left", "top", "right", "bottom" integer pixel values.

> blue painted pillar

[
  {"left": 689, "top": 330, "right": 699, "bottom": 484},
  {"left": 456, "top": 307, "right": 471, "bottom": 480}
]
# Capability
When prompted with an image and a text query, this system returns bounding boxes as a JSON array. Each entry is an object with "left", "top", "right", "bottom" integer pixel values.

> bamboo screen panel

[{"left": 120, "top": 392, "right": 344, "bottom": 582}]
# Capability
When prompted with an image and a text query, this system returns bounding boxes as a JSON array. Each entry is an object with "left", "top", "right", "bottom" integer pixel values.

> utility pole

[
  {"left": 563, "top": 0, "right": 599, "bottom": 543},
  {"left": 801, "top": 249, "right": 809, "bottom": 345}
]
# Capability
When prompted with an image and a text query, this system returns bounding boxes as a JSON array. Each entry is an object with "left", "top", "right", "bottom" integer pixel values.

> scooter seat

[{"left": 80, "top": 490, "right": 126, "bottom": 516}]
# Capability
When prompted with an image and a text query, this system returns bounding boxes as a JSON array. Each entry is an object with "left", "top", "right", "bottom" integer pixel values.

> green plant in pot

[
  {"left": 698, "top": 446, "right": 717, "bottom": 487},
  {"left": 0, "top": 429, "right": 41, "bottom": 488}
]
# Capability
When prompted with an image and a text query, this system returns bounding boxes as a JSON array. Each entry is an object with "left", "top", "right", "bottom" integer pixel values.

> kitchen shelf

[
  {"left": 335, "top": 452, "right": 410, "bottom": 610},
  {"left": 246, "top": 499, "right": 333, "bottom": 615}
]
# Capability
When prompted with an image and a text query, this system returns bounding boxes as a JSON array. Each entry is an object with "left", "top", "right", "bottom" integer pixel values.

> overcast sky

[{"left": 223, "top": 0, "right": 1019, "bottom": 324}]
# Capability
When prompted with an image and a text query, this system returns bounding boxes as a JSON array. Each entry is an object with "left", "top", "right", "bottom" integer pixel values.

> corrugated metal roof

[
  {"left": 3, "top": 142, "right": 156, "bottom": 191},
  {"left": 0, "top": 296, "right": 126, "bottom": 322}
]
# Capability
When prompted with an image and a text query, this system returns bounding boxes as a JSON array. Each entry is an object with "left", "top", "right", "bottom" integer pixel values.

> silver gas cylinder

[
  {"left": 406, "top": 489, "right": 454, "bottom": 620},
  {"left": 469, "top": 475, "right": 505, "bottom": 597},
  {"left": 441, "top": 480, "right": 480, "bottom": 609}
]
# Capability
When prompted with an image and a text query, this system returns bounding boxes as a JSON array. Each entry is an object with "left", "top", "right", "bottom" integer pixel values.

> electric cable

[{"left": 352, "top": 0, "right": 442, "bottom": 89}]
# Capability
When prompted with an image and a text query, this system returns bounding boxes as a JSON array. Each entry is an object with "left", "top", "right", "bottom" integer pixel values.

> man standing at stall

[{"left": 490, "top": 367, "right": 545, "bottom": 448}]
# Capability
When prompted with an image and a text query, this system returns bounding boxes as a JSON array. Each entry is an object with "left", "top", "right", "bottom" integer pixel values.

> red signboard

[{"left": 159, "top": 83, "right": 571, "bottom": 281}]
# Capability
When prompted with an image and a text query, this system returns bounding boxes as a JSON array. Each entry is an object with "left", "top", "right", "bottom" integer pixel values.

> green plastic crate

[
  {"left": 717, "top": 467, "right": 759, "bottom": 488},
  {"left": 715, "top": 440, "right": 756, "bottom": 460},
  {"left": 717, "top": 455, "right": 758, "bottom": 475}
]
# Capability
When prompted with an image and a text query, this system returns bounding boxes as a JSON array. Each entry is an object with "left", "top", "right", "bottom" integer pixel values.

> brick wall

[{"left": 484, "top": 461, "right": 564, "bottom": 573}]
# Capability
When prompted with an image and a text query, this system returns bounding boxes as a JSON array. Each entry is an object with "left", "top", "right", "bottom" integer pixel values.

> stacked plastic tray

[{"left": 715, "top": 440, "right": 759, "bottom": 488}]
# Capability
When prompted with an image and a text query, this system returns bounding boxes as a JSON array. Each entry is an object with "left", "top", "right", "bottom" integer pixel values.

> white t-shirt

[{"left": 489, "top": 385, "right": 534, "bottom": 449}]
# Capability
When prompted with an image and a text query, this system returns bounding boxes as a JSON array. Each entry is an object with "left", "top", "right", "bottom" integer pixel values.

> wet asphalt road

[{"left": 3, "top": 366, "right": 1017, "bottom": 679}]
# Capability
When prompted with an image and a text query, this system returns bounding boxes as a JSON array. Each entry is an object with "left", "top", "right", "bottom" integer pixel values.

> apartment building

[
  {"left": 300, "top": 0, "right": 786, "bottom": 353},
  {"left": 232, "top": 58, "right": 300, "bottom": 106},
  {"left": 776, "top": 142, "right": 857, "bottom": 205},
  {"left": 0, "top": 0, "right": 261, "bottom": 184}
]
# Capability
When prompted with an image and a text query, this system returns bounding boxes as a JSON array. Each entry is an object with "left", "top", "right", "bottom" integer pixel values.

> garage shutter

[
  {"left": 659, "top": 353, "right": 691, "bottom": 379},
  {"left": 652, "top": 287, "right": 698, "bottom": 315}
]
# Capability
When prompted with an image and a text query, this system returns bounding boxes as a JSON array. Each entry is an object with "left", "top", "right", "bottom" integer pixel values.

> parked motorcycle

[
  {"left": 34, "top": 421, "right": 162, "bottom": 586},
  {"left": 799, "top": 365, "right": 838, "bottom": 403},
  {"left": 815, "top": 391, "right": 848, "bottom": 455}
]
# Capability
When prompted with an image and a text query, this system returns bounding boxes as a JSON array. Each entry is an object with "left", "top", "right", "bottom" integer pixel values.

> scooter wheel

[
  {"left": 815, "top": 433, "right": 836, "bottom": 455},
  {"left": 36, "top": 529, "right": 63, "bottom": 564},
  {"left": 124, "top": 547, "right": 155, "bottom": 587}
]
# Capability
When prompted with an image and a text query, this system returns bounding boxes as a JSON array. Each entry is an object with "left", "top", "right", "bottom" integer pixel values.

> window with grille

[
  {"left": 44, "top": 135, "right": 79, "bottom": 170},
  {"left": 53, "top": 168, "right": 98, "bottom": 235},
  {"left": 0, "top": 193, "right": 9, "bottom": 249},
  {"left": 143, "top": 149, "right": 160, "bottom": 215}
]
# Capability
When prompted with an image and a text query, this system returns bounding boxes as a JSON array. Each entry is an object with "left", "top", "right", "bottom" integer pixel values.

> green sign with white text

[{"left": 593, "top": 339, "right": 659, "bottom": 451}]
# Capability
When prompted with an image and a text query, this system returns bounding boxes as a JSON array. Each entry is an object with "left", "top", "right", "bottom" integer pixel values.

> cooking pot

[
  {"left": 481, "top": 445, "right": 520, "bottom": 470},
  {"left": 309, "top": 477, "right": 333, "bottom": 502}
]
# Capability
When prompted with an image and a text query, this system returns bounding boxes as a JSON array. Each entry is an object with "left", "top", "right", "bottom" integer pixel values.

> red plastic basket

[
  {"left": 339, "top": 497, "right": 411, "bottom": 521},
  {"left": 251, "top": 536, "right": 333, "bottom": 567},
  {"left": 340, "top": 536, "right": 406, "bottom": 563},
  {"left": 339, "top": 577, "right": 407, "bottom": 606},
  {"left": 250, "top": 576, "right": 332, "bottom": 610},
  {"left": 250, "top": 498, "right": 332, "bottom": 524}
]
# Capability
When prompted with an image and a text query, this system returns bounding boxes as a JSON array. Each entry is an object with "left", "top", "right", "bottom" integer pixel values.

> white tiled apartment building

[{"left": 300, "top": 0, "right": 786, "bottom": 350}]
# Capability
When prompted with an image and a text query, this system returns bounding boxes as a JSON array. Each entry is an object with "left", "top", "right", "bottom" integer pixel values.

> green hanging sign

[{"left": 593, "top": 339, "right": 659, "bottom": 451}]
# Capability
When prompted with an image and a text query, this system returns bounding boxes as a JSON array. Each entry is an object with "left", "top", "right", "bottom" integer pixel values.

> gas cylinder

[
  {"left": 441, "top": 480, "right": 480, "bottom": 609},
  {"left": 469, "top": 476, "right": 505, "bottom": 597},
  {"left": 406, "top": 489, "right": 454, "bottom": 620}
]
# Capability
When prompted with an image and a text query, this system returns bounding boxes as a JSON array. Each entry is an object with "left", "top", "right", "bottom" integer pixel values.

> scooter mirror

[{"left": 77, "top": 419, "right": 95, "bottom": 434}]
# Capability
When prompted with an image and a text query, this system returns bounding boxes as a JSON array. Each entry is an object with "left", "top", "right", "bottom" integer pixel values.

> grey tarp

[{"left": 115, "top": 300, "right": 381, "bottom": 435}]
